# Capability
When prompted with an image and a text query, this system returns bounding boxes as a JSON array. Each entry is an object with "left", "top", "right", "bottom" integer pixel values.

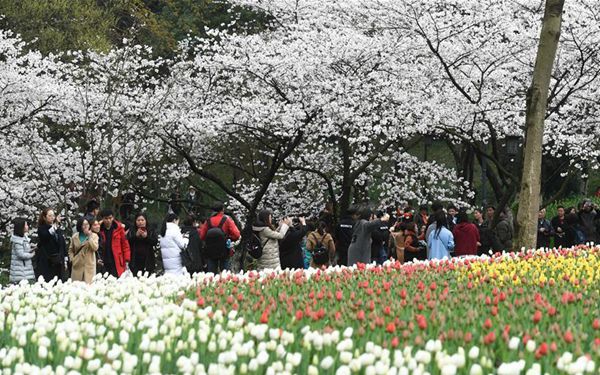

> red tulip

[
  {"left": 564, "top": 330, "right": 574, "bottom": 344},
  {"left": 535, "top": 342, "right": 548, "bottom": 358},
  {"left": 464, "top": 332, "right": 473, "bottom": 343},
  {"left": 386, "top": 322, "right": 396, "bottom": 333},
  {"left": 484, "top": 318, "right": 492, "bottom": 330},
  {"left": 593, "top": 319, "right": 600, "bottom": 330},
  {"left": 295, "top": 310, "right": 303, "bottom": 320},
  {"left": 533, "top": 310, "right": 542, "bottom": 324},
  {"left": 357, "top": 310, "right": 366, "bottom": 321},
  {"left": 484, "top": 331, "right": 496, "bottom": 345},
  {"left": 260, "top": 310, "right": 269, "bottom": 324},
  {"left": 416, "top": 315, "right": 427, "bottom": 330}
]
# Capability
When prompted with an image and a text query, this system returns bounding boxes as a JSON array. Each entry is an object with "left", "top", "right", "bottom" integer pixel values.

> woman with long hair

[
  {"left": 89, "top": 219, "right": 105, "bottom": 274},
  {"left": 68, "top": 217, "right": 99, "bottom": 284},
  {"left": 127, "top": 212, "right": 158, "bottom": 275},
  {"left": 306, "top": 221, "right": 336, "bottom": 267},
  {"left": 9, "top": 218, "right": 35, "bottom": 284},
  {"left": 389, "top": 221, "right": 406, "bottom": 263},
  {"left": 427, "top": 210, "right": 455, "bottom": 260},
  {"left": 159, "top": 213, "right": 188, "bottom": 275},
  {"left": 252, "top": 209, "right": 290, "bottom": 270},
  {"left": 36, "top": 208, "right": 67, "bottom": 282}
]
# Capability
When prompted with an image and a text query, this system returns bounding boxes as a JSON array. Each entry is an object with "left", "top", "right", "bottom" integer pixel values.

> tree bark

[{"left": 515, "top": 0, "right": 565, "bottom": 250}]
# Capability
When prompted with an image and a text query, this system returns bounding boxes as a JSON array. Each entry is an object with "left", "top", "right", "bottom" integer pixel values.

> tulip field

[{"left": 2, "top": 247, "right": 600, "bottom": 374}]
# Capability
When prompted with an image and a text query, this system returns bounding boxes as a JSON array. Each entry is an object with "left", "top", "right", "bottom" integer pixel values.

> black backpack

[
  {"left": 204, "top": 216, "right": 229, "bottom": 260},
  {"left": 181, "top": 246, "right": 194, "bottom": 271},
  {"left": 310, "top": 233, "right": 329, "bottom": 266},
  {"left": 245, "top": 232, "right": 265, "bottom": 259}
]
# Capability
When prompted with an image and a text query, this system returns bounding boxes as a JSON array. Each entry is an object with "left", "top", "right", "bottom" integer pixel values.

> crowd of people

[{"left": 7, "top": 193, "right": 600, "bottom": 284}]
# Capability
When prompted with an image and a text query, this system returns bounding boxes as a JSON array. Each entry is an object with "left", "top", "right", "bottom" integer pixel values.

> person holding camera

[
  {"left": 279, "top": 216, "right": 307, "bottom": 269},
  {"left": 252, "top": 210, "right": 290, "bottom": 270},
  {"left": 36, "top": 208, "right": 68, "bottom": 282},
  {"left": 347, "top": 207, "right": 390, "bottom": 266}
]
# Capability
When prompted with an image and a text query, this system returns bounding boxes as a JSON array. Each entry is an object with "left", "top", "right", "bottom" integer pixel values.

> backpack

[
  {"left": 181, "top": 230, "right": 201, "bottom": 273},
  {"left": 574, "top": 226, "right": 586, "bottom": 245},
  {"left": 245, "top": 232, "right": 266, "bottom": 259},
  {"left": 204, "top": 216, "right": 229, "bottom": 260},
  {"left": 181, "top": 246, "right": 194, "bottom": 270},
  {"left": 310, "top": 233, "right": 329, "bottom": 266}
]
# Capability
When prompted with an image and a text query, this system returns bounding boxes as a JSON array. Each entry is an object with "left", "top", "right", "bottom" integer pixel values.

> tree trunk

[{"left": 515, "top": 0, "right": 565, "bottom": 250}]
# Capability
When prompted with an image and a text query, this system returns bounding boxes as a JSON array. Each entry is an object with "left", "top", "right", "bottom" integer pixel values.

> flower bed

[{"left": 1, "top": 247, "right": 600, "bottom": 374}]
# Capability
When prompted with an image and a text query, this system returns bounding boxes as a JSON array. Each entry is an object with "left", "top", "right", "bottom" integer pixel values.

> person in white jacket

[{"left": 159, "top": 214, "right": 188, "bottom": 275}]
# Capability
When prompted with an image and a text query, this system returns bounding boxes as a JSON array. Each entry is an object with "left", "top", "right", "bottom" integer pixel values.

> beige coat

[
  {"left": 390, "top": 231, "right": 405, "bottom": 263},
  {"left": 252, "top": 224, "right": 289, "bottom": 270},
  {"left": 69, "top": 232, "right": 99, "bottom": 284}
]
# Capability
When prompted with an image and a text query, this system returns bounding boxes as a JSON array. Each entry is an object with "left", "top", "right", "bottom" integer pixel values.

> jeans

[
  {"left": 376, "top": 246, "right": 387, "bottom": 265},
  {"left": 206, "top": 258, "right": 231, "bottom": 274}
]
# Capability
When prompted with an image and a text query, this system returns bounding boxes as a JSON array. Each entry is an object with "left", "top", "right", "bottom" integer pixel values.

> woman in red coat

[{"left": 452, "top": 211, "right": 480, "bottom": 257}]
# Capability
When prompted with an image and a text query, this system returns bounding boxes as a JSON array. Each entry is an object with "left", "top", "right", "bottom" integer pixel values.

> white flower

[
  {"left": 307, "top": 365, "right": 319, "bottom": 375},
  {"left": 86, "top": 359, "right": 101, "bottom": 372},
  {"left": 343, "top": 328, "right": 353, "bottom": 338},
  {"left": 336, "top": 365, "right": 351, "bottom": 375},
  {"left": 525, "top": 340, "right": 536, "bottom": 352},
  {"left": 38, "top": 346, "right": 48, "bottom": 359},
  {"left": 257, "top": 350, "right": 269, "bottom": 366},
  {"left": 441, "top": 364, "right": 457, "bottom": 375},
  {"left": 340, "top": 352, "right": 352, "bottom": 364},
  {"left": 321, "top": 356, "right": 334, "bottom": 370},
  {"left": 414, "top": 350, "right": 431, "bottom": 364},
  {"left": 119, "top": 330, "right": 129, "bottom": 345},
  {"left": 525, "top": 363, "right": 541, "bottom": 375},
  {"left": 508, "top": 337, "right": 520, "bottom": 350},
  {"left": 469, "top": 364, "right": 483, "bottom": 375},
  {"left": 468, "top": 347, "right": 479, "bottom": 360}
]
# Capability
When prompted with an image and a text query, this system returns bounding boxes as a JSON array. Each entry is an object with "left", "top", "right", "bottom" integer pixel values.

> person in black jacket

[
  {"left": 551, "top": 206, "right": 568, "bottom": 248},
  {"left": 335, "top": 209, "right": 356, "bottom": 266},
  {"left": 536, "top": 208, "right": 553, "bottom": 249},
  {"left": 473, "top": 208, "right": 501, "bottom": 255},
  {"left": 36, "top": 208, "right": 67, "bottom": 282},
  {"left": 279, "top": 217, "right": 308, "bottom": 269},
  {"left": 181, "top": 215, "right": 204, "bottom": 273},
  {"left": 127, "top": 213, "right": 159, "bottom": 275},
  {"left": 371, "top": 211, "right": 390, "bottom": 264},
  {"left": 89, "top": 219, "right": 105, "bottom": 274}
]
